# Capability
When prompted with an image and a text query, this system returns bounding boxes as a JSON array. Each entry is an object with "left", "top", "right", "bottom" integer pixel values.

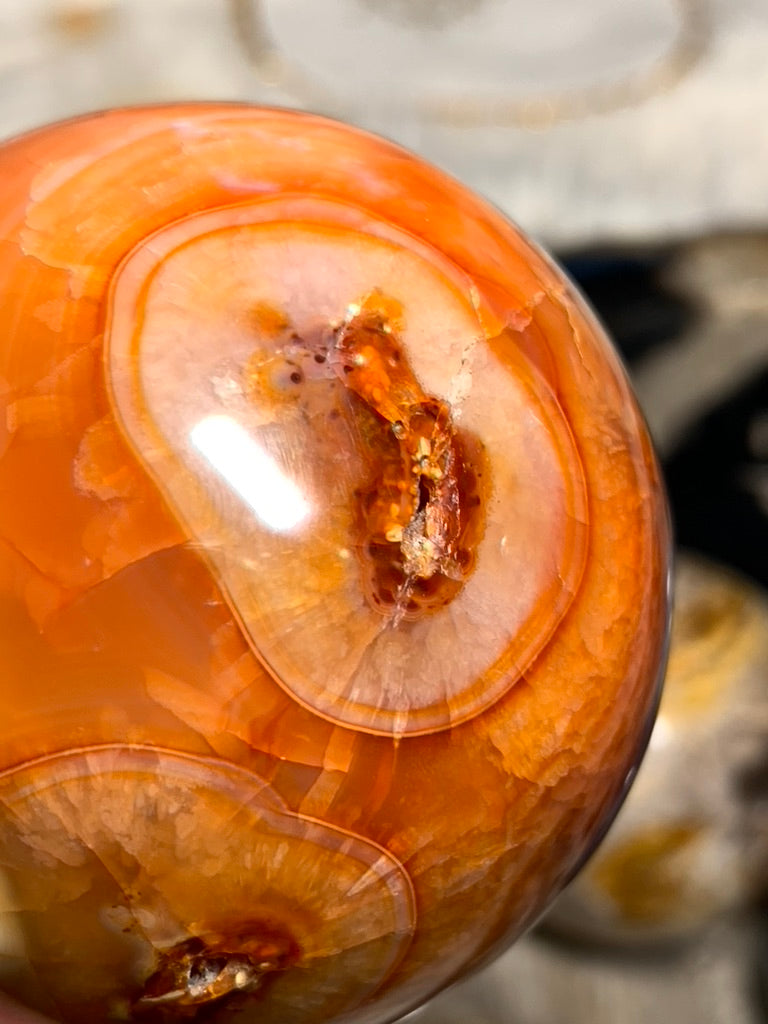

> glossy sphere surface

[{"left": 0, "top": 105, "right": 669, "bottom": 1023}]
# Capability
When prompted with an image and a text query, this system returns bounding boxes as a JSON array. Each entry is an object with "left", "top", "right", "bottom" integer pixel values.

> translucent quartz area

[{"left": 0, "top": 106, "right": 669, "bottom": 1023}]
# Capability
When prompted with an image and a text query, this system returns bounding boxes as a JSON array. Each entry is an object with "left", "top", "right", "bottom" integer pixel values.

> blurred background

[{"left": 0, "top": 2, "right": 765, "bottom": 1022}]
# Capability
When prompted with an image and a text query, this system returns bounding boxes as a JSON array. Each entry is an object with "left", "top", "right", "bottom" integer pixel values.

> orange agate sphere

[{"left": 0, "top": 105, "right": 669, "bottom": 1023}]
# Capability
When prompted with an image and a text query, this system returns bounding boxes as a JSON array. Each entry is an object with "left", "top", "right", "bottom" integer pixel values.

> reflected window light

[{"left": 190, "top": 414, "right": 310, "bottom": 532}]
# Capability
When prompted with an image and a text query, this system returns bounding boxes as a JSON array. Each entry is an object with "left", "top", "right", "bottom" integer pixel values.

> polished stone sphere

[{"left": 0, "top": 105, "right": 669, "bottom": 1023}]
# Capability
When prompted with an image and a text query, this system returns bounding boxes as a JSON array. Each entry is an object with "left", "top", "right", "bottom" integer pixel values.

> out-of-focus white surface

[{"left": 0, "top": 0, "right": 767, "bottom": 246}]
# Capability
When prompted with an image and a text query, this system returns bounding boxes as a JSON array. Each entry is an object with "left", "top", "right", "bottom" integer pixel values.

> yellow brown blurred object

[{"left": 547, "top": 553, "right": 768, "bottom": 944}]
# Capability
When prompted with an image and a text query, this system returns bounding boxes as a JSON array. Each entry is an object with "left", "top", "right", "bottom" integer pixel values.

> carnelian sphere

[{"left": 0, "top": 105, "right": 669, "bottom": 1023}]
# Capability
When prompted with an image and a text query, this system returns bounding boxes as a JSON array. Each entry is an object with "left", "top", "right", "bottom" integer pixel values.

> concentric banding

[
  {"left": 106, "top": 196, "right": 588, "bottom": 737},
  {"left": 0, "top": 746, "right": 415, "bottom": 1021}
]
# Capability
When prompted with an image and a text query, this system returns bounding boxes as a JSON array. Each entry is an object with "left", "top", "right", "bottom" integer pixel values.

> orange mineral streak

[
  {"left": 329, "top": 293, "right": 486, "bottom": 619},
  {"left": 0, "top": 106, "right": 669, "bottom": 1024}
]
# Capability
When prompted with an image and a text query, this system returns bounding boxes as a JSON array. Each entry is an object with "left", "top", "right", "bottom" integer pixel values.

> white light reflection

[{"left": 190, "top": 415, "right": 310, "bottom": 532}]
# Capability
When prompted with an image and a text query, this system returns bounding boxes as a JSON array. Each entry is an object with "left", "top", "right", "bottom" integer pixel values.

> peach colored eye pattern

[{"left": 0, "top": 105, "right": 669, "bottom": 1024}]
